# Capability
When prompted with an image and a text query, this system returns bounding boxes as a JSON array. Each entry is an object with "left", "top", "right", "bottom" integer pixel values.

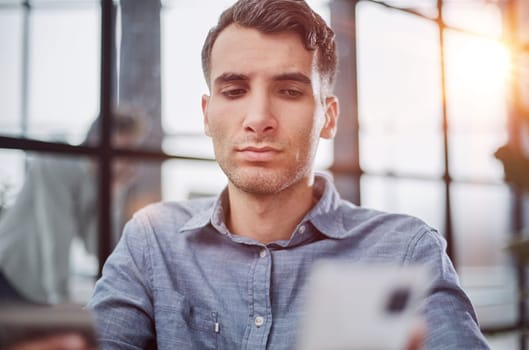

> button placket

[{"left": 244, "top": 245, "right": 273, "bottom": 347}]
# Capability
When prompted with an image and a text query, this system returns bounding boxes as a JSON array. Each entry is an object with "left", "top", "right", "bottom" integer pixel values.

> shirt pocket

[{"left": 153, "top": 288, "right": 219, "bottom": 350}]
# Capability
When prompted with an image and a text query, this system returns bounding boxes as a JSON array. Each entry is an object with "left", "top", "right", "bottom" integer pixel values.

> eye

[
  {"left": 221, "top": 88, "right": 247, "bottom": 99},
  {"left": 279, "top": 88, "right": 303, "bottom": 98}
]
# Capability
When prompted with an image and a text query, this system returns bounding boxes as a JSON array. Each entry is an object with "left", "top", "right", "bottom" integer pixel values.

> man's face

[{"left": 202, "top": 24, "right": 338, "bottom": 195}]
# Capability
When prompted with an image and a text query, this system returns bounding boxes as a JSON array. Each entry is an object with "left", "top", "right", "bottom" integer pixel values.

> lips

[{"left": 237, "top": 145, "right": 280, "bottom": 162}]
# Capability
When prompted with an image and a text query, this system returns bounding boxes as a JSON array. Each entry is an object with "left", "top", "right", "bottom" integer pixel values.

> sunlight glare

[{"left": 451, "top": 38, "right": 512, "bottom": 91}]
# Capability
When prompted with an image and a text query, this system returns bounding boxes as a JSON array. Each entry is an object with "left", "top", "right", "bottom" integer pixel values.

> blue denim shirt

[{"left": 88, "top": 174, "right": 489, "bottom": 349}]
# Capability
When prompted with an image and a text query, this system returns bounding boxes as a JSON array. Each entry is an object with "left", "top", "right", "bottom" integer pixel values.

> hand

[
  {"left": 406, "top": 321, "right": 426, "bottom": 350},
  {"left": 7, "top": 333, "right": 96, "bottom": 350}
]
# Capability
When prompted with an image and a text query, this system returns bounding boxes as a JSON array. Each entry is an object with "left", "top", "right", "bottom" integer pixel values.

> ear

[
  {"left": 320, "top": 95, "right": 339, "bottom": 139},
  {"left": 202, "top": 94, "right": 211, "bottom": 137}
]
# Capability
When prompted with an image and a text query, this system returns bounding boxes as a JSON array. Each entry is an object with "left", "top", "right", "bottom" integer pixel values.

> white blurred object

[{"left": 297, "top": 261, "right": 431, "bottom": 350}]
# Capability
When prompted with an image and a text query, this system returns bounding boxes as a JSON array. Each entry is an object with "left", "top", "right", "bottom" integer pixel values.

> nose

[{"left": 243, "top": 90, "right": 277, "bottom": 136}]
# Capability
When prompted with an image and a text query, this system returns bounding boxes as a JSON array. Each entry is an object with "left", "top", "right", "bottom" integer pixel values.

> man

[{"left": 88, "top": 1, "right": 489, "bottom": 349}]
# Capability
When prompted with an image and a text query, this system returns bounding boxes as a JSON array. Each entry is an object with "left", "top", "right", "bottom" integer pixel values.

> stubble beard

[
  {"left": 219, "top": 157, "right": 311, "bottom": 195},
  {"left": 213, "top": 132, "right": 318, "bottom": 195}
]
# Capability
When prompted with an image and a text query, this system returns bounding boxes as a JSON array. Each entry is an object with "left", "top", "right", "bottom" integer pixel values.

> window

[{"left": 343, "top": 0, "right": 527, "bottom": 347}]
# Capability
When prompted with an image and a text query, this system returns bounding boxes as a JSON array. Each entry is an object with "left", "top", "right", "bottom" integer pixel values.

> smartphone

[{"left": 296, "top": 261, "right": 432, "bottom": 350}]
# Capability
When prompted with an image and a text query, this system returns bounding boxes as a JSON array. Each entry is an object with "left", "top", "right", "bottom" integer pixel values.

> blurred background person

[{"left": 0, "top": 106, "right": 147, "bottom": 305}]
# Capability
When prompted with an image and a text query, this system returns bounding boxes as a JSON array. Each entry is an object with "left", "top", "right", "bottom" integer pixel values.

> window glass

[
  {"left": 380, "top": 0, "right": 437, "bottom": 18},
  {"left": 27, "top": 6, "right": 100, "bottom": 144},
  {"left": 356, "top": 1, "right": 442, "bottom": 176},
  {"left": 0, "top": 9, "right": 22, "bottom": 136},
  {"left": 162, "top": 159, "right": 226, "bottom": 201},
  {"left": 359, "top": 129, "right": 443, "bottom": 177},
  {"left": 451, "top": 182, "right": 517, "bottom": 328},
  {"left": 452, "top": 183, "right": 512, "bottom": 268},
  {"left": 520, "top": 52, "right": 529, "bottom": 123},
  {"left": 449, "top": 131, "right": 507, "bottom": 182},
  {"left": 444, "top": 30, "right": 509, "bottom": 181},
  {"left": 487, "top": 334, "right": 518, "bottom": 350},
  {"left": 443, "top": 0, "right": 503, "bottom": 38},
  {"left": 360, "top": 175, "right": 444, "bottom": 231}
]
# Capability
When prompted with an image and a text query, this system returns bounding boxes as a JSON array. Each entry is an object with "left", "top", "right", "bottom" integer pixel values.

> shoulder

[
  {"left": 319, "top": 201, "right": 444, "bottom": 263},
  {"left": 127, "top": 197, "right": 217, "bottom": 236},
  {"left": 312, "top": 174, "right": 438, "bottom": 245},
  {"left": 138, "top": 196, "right": 217, "bottom": 220},
  {"left": 111, "top": 197, "right": 217, "bottom": 264},
  {"left": 334, "top": 200, "right": 436, "bottom": 239}
]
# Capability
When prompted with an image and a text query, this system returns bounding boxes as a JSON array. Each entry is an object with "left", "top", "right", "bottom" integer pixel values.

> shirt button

[
  {"left": 259, "top": 249, "right": 267, "bottom": 258},
  {"left": 298, "top": 225, "right": 306, "bottom": 234},
  {"left": 254, "top": 316, "right": 265, "bottom": 327}
]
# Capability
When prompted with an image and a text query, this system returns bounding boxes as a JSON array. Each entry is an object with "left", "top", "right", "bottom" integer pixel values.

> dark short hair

[
  {"left": 82, "top": 105, "right": 148, "bottom": 146},
  {"left": 201, "top": 0, "right": 337, "bottom": 94}
]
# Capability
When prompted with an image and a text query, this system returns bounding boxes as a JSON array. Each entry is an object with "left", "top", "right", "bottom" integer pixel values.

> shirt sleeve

[
  {"left": 86, "top": 214, "right": 156, "bottom": 350},
  {"left": 406, "top": 228, "right": 490, "bottom": 349}
]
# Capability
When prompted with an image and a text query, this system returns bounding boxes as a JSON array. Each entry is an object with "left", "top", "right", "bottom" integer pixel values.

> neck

[{"left": 226, "top": 176, "right": 316, "bottom": 244}]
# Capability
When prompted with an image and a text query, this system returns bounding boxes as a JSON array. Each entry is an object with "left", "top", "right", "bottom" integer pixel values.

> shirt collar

[
  {"left": 300, "top": 172, "right": 356, "bottom": 240},
  {"left": 179, "top": 172, "right": 354, "bottom": 243}
]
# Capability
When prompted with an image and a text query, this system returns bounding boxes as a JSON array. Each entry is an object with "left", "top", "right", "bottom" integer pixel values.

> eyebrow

[
  {"left": 213, "top": 73, "right": 249, "bottom": 86},
  {"left": 274, "top": 72, "right": 312, "bottom": 85},
  {"left": 213, "top": 72, "right": 312, "bottom": 86}
]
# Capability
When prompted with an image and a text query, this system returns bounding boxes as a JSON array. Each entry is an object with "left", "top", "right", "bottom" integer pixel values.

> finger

[
  {"left": 49, "top": 333, "right": 90, "bottom": 350},
  {"left": 8, "top": 334, "right": 91, "bottom": 350},
  {"left": 406, "top": 322, "right": 426, "bottom": 350}
]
